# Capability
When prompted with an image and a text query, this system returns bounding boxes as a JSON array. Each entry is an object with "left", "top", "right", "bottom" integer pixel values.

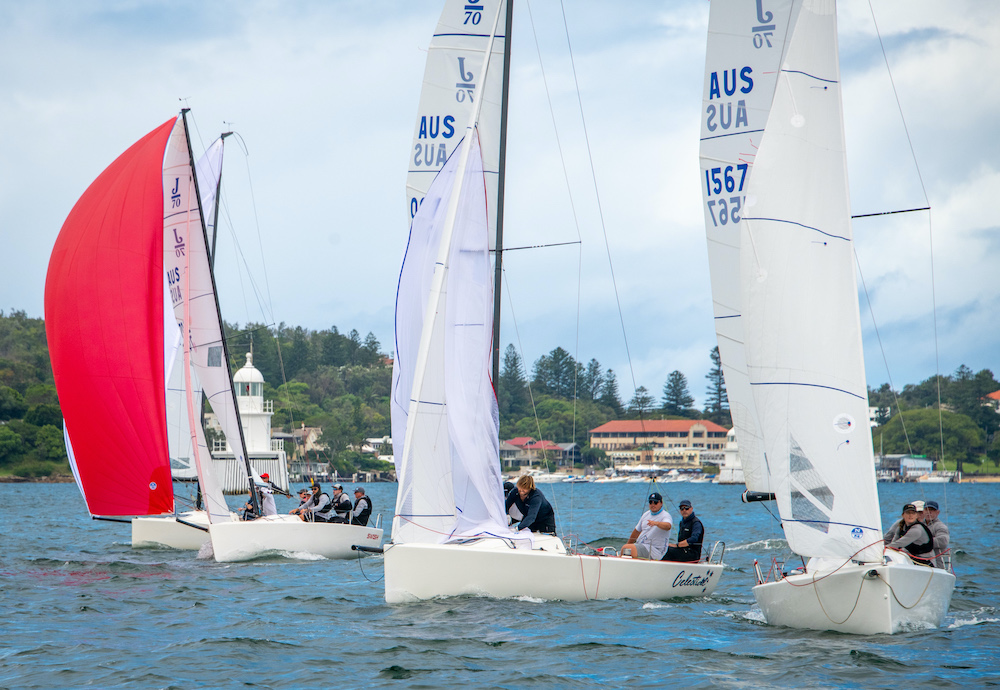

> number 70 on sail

[{"left": 704, "top": 163, "right": 748, "bottom": 226}]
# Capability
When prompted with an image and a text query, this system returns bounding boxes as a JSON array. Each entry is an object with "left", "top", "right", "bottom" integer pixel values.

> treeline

[
  {"left": 869, "top": 366, "right": 1000, "bottom": 471},
  {"left": 0, "top": 310, "right": 67, "bottom": 476},
  {"left": 497, "top": 344, "right": 730, "bottom": 456}
]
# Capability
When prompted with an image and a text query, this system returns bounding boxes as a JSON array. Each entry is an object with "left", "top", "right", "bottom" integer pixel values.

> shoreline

[{"left": 0, "top": 475, "right": 75, "bottom": 483}]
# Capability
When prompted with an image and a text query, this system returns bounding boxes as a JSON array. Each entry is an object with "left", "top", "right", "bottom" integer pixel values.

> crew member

[
  {"left": 505, "top": 475, "right": 556, "bottom": 534},
  {"left": 661, "top": 499, "right": 704, "bottom": 562},
  {"left": 351, "top": 487, "right": 373, "bottom": 526},
  {"left": 886, "top": 502, "right": 934, "bottom": 563},
  {"left": 620, "top": 492, "right": 672, "bottom": 560}
]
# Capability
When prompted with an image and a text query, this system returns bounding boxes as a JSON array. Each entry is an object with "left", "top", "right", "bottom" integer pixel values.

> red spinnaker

[{"left": 45, "top": 118, "right": 178, "bottom": 516}]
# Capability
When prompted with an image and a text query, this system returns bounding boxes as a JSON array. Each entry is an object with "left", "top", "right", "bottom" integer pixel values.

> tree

[
  {"left": 531, "top": 347, "right": 577, "bottom": 398},
  {"left": 662, "top": 370, "right": 695, "bottom": 417},
  {"left": 598, "top": 368, "right": 623, "bottom": 416},
  {"left": 868, "top": 383, "right": 896, "bottom": 426},
  {"left": 0, "top": 385, "right": 27, "bottom": 421},
  {"left": 580, "top": 359, "right": 604, "bottom": 401},
  {"left": 0, "top": 425, "right": 22, "bottom": 464},
  {"left": 876, "top": 408, "right": 983, "bottom": 474},
  {"left": 498, "top": 344, "right": 530, "bottom": 426},
  {"left": 627, "top": 386, "right": 655, "bottom": 417},
  {"left": 703, "top": 346, "right": 728, "bottom": 425}
]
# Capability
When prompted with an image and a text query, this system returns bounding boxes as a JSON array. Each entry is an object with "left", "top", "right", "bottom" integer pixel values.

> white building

[{"left": 210, "top": 352, "right": 290, "bottom": 493}]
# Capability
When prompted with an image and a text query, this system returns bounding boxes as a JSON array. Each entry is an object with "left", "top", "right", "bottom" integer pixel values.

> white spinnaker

[
  {"left": 64, "top": 426, "right": 88, "bottom": 511},
  {"left": 405, "top": 0, "right": 506, "bottom": 247},
  {"left": 740, "top": 0, "right": 882, "bottom": 563},
  {"left": 700, "top": 0, "right": 797, "bottom": 493},
  {"left": 165, "top": 138, "right": 226, "bottom": 480},
  {"left": 162, "top": 119, "right": 233, "bottom": 524}
]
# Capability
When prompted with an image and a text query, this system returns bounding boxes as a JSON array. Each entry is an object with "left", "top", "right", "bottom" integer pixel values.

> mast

[
  {"left": 209, "top": 131, "right": 233, "bottom": 270},
  {"left": 491, "top": 0, "right": 513, "bottom": 388},
  {"left": 180, "top": 109, "right": 260, "bottom": 516}
]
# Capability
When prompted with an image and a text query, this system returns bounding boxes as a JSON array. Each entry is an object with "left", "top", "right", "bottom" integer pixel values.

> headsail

[
  {"left": 699, "top": 0, "right": 797, "bottom": 493},
  {"left": 738, "top": 1, "right": 882, "bottom": 562},
  {"left": 392, "top": 0, "right": 517, "bottom": 545},
  {"left": 46, "top": 119, "right": 178, "bottom": 517}
]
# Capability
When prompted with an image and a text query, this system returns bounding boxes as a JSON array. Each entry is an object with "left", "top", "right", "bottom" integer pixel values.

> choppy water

[{"left": 1, "top": 480, "right": 997, "bottom": 688}]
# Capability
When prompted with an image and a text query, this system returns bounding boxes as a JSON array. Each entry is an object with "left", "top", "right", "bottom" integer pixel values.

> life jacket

[
  {"left": 900, "top": 521, "right": 934, "bottom": 556},
  {"left": 313, "top": 493, "right": 332, "bottom": 513},
  {"left": 352, "top": 496, "right": 373, "bottom": 526}
]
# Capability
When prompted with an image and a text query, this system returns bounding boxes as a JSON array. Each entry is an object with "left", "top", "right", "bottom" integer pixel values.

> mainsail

[
  {"left": 405, "top": 0, "right": 507, "bottom": 244},
  {"left": 163, "top": 114, "right": 249, "bottom": 522},
  {"left": 704, "top": 0, "right": 883, "bottom": 563},
  {"left": 699, "top": 0, "right": 797, "bottom": 493}
]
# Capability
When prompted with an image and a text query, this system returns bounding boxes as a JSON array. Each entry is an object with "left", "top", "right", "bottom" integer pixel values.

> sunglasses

[
  {"left": 680, "top": 506, "right": 692, "bottom": 510},
  {"left": 648, "top": 499, "right": 661, "bottom": 504}
]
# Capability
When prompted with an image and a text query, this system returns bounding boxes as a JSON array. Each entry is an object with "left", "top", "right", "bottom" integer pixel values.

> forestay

[
  {"left": 739, "top": 0, "right": 882, "bottom": 563},
  {"left": 699, "top": 0, "right": 797, "bottom": 493}
]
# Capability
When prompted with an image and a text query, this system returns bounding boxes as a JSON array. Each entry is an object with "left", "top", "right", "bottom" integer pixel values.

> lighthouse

[{"left": 209, "top": 351, "right": 289, "bottom": 492}]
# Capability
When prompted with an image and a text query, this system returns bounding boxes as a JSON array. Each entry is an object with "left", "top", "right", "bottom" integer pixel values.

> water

[{"left": 2, "top": 480, "right": 997, "bottom": 688}]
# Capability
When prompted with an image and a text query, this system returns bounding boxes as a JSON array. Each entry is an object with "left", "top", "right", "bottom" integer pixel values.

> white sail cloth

[
  {"left": 405, "top": 0, "right": 507, "bottom": 247},
  {"left": 740, "top": 0, "right": 882, "bottom": 563},
  {"left": 392, "top": 133, "right": 514, "bottom": 545},
  {"left": 162, "top": 120, "right": 233, "bottom": 524},
  {"left": 699, "top": 0, "right": 797, "bottom": 492}
]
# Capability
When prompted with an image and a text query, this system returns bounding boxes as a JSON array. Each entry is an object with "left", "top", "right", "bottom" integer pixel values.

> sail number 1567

[{"left": 705, "top": 164, "right": 748, "bottom": 226}]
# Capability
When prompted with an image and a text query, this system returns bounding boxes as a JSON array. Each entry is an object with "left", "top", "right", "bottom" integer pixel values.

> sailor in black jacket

[
  {"left": 662, "top": 499, "right": 704, "bottom": 562},
  {"left": 504, "top": 475, "right": 557, "bottom": 534}
]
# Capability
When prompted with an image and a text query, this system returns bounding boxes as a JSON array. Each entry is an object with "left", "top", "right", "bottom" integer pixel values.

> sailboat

[
  {"left": 699, "top": 0, "right": 954, "bottom": 633},
  {"left": 384, "top": 0, "right": 723, "bottom": 603},
  {"left": 47, "top": 110, "right": 383, "bottom": 561}
]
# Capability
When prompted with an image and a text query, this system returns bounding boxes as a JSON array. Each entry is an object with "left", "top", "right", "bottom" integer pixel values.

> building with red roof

[{"left": 589, "top": 419, "right": 730, "bottom": 469}]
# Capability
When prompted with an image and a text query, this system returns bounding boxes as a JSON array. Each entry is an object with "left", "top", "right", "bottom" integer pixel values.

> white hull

[
  {"left": 132, "top": 511, "right": 212, "bottom": 550},
  {"left": 208, "top": 515, "right": 383, "bottom": 562},
  {"left": 384, "top": 536, "right": 723, "bottom": 603},
  {"left": 753, "top": 552, "right": 955, "bottom": 634}
]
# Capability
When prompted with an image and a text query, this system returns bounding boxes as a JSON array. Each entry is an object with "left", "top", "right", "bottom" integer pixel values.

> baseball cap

[
  {"left": 679, "top": 499, "right": 692, "bottom": 508},
  {"left": 912, "top": 500, "right": 925, "bottom": 511},
  {"left": 333, "top": 483, "right": 344, "bottom": 490},
  {"left": 260, "top": 473, "right": 269, "bottom": 480},
  {"left": 925, "top": 500, "right": 940, "bottom": 510},
  {"left": 902, "top": 503, "right": 916, "bottom": 512},
  {"left": 648, "top": 492, "right": 663, "bottom": 503}
]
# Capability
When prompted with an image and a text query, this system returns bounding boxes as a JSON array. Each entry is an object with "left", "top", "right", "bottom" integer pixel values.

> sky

[{"left": 2, "top": 1, "right": 998, "bottom": 408}]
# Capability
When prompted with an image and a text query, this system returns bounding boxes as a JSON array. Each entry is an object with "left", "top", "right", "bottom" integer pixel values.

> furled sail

[
  {"left": 739, "top": 1, "right": 882, "bottom": 563},
  {"left": 699, "top": 0, "right": 797, "bottom": 493}
]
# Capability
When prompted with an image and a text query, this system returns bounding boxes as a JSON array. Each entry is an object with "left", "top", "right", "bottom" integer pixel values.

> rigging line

[
  {"left": 495, "top": 239, "right": 582, "bottom": 252},
  {"left": 851, "top": 206, "right": 930, "bottom": 220},
  {"left": 557, "top": 0, "right": 641, "bottom": 404},
  {"left": 854, "top": 249, "right": 914, "bottom": 455},
  {"left": 867, "top": 0, "right": 945, "bottom": 467}
]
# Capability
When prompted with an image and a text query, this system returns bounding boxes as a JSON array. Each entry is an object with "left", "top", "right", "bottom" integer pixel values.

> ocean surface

[{"left": 1, "top": 480, "right": 997, "bottom": 689}]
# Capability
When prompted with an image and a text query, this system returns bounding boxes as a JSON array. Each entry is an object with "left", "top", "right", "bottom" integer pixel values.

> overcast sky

[{"left": 2, "top": 1, "right": 998, "bottom": 407}]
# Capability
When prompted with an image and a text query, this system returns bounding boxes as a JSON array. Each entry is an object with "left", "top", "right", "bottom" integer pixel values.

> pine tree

[
  {"left": 499, "top": 344, "right": 530, "bottom": 423},
  {"left": 662, "top": 370, "right": 695, "bottom": 417},
  {"left": 627, "top": 385, "right": 655, "bottom": 417},
  {"left": 599, "top": 368, "right": 623, "bottom": 416},
  {"left": 703, "top": 346, "right": 728, "bottom": 424}
]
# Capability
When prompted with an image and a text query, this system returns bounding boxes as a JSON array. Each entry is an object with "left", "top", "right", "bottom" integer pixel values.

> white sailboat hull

[
  {"left": 208, "top": 515, "right": 383, "bottom": 562},
  {"left": 384, "top": 536, "right": 723, "bottom": 604},
  {"left": 132, "top": 511, "right": 212, "bottom": 550},
  {"left": 753, "top": 553, "right": 955, "bottom": 635}
]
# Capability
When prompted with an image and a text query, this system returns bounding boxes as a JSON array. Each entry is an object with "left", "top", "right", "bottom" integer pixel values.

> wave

[{"left": 728, "top": 539, "right": 788, "bottom": 551}]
